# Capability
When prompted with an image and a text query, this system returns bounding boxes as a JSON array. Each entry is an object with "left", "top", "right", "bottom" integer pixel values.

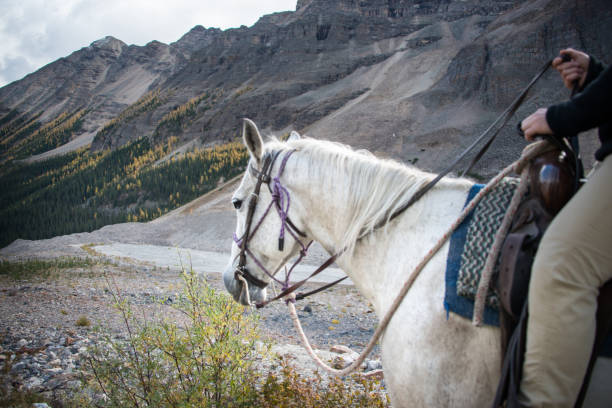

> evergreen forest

[{"left": 0, "top": 137, "right": 248, "bottom": 248}]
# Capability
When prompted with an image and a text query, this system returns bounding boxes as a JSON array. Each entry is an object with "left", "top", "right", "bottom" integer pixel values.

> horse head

[{"left": 223, "top": 119, "right": 308, "bottom": 305}]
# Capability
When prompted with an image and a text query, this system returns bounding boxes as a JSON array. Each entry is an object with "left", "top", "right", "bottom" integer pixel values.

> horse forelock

[{"left": 264, "top": 137, "right": 440, "bottom": 255}]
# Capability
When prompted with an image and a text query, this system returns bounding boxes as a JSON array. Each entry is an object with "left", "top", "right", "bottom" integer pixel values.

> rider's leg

[{"left": 519, "top": 154, "right": 612, "bottom": 407}]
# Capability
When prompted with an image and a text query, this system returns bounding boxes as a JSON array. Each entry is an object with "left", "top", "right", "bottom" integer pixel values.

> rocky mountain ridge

[{"left": 1, "top": 0, "right": 611, "bottom": 176}]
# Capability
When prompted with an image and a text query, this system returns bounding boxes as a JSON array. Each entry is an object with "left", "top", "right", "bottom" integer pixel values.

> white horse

[{"left": 223, "top": 119, "right": 611, "bottom": 407}]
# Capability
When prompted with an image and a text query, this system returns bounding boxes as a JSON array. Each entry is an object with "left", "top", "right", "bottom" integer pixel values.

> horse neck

[{"left": 286, "top": 153, "right": 472, "bottom": 313}]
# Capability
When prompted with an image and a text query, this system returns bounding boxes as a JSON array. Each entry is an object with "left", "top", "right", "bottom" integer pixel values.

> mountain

[
  {"left": 3, "top": 0, "right": 611, "bottom": 171},
  {"left": 1, "top": 0, "right": 611, "bottom": 247}
]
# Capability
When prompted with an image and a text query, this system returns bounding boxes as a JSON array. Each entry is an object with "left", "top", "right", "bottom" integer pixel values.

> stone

[
  {"left": 365, "top": 359, "right": 383, "bottom": 371},
  {"left": 25, "top": 376, "right": 43, "bottom": 389},
  {"left": 363, "top": 369, "right": 384, "bottom": 380},
  {"left": 17, "top": 339, "right": 28, "bottom": 348},
  {"left": 10, "top": 361, "right": 27, "bottom": 373},
  {"left": 330, "top": 344, "right": 359, "bottom": 361}
]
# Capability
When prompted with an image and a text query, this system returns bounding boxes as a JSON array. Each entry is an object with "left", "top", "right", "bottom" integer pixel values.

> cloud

[
  {"left": 0, "top": 0, "right": 296, "bottom": 87},
  {"left": 0, "top": 55, "right": 38, "bottom": 86}
]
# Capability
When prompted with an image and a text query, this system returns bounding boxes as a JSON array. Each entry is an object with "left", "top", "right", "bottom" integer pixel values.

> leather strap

[
  {"left": 256, "top": 253, "right": 339, "bottom": 308},
  {"left": 378, "top": 59, "right": 555, "bottom": 230},
  {"left": 295, "top": 276, "right": 349, "bottom": 301}
]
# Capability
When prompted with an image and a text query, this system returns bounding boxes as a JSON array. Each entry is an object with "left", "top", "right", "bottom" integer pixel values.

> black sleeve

[
  {"left": 582, "top": 55, "right": 605, "bottom": 90},
  {"left": 546, "top": 64, "right": 612, "bottom": 138}
]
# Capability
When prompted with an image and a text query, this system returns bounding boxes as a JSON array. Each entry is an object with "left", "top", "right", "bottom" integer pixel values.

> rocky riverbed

[{"left": 0, "top": 256, "right": 383, "bottom": 404}]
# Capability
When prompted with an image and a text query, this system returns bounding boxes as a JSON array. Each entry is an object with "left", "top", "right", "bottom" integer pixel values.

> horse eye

[{"left": 232, "top": 199, "right": 242, "bottom": 210}]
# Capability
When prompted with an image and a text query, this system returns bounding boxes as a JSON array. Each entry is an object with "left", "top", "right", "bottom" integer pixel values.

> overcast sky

[{"left": 0, "top": 0, "right": 297, "bottom": 87}]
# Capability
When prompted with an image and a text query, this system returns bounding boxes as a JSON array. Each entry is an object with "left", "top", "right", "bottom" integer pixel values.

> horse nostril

[{"left": 232, "top": 199, "right": 242, "bottom": 209}]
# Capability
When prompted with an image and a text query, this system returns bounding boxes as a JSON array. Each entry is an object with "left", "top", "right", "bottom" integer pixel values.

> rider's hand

[
  {"left": 552, "top": 48, "right": 590, "bottom": 90},
  {"left": 520, "top": 108, "right": 552, "bottom": 141}
]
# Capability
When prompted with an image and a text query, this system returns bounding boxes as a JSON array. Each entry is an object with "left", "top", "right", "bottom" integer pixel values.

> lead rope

[{"left": 286, "top": 140, "right": 556, "bottom": 376}]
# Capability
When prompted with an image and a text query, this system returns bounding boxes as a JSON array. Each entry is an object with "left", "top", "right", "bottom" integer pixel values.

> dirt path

[{"left": 91, "top": 243, "right": 351, "bottom": 285}]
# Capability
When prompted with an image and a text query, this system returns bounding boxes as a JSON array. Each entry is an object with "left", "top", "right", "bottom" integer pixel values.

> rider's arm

[
  {"left": 582, "top": 55, "right": 605, "bottom": 90},
  {"left": 545, "top": 63, "right": 611, "bottom": 139}
]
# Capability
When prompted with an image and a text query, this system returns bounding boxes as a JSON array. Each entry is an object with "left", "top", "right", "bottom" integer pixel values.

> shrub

[
  {"left": 82, "top": 267, "right": 263, "bottom": 407},
  {"left": 76, "top": 265, "right": 389, "bottom": 407},
  {"left": 257, "top": 358, "right": 389, "bottom": 408},
  {"left": 75, "top": 315, "right": 91, "bottom": 327}
]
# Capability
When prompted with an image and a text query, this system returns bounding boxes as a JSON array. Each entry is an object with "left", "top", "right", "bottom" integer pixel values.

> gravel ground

[{"left": 0, "top": 255, "right": 382, "bottom": 403}]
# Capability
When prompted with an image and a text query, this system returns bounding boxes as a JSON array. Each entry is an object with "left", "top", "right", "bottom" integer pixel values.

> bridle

[{"left": 233, "top": 149, "right": 343, "bottom": 307}]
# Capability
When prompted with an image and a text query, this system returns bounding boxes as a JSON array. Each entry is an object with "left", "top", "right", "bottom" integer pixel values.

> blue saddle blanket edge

[
  {"left": 444, "top": 184, "right": 499, "bottom": 326},
  {"left": 444, "top": 183, "right": 612, "bottom": 358}
]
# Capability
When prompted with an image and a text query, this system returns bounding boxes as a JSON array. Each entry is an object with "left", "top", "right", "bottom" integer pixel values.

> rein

[{"left": 378, "top": 58, "right": 556, "bottom": 230}]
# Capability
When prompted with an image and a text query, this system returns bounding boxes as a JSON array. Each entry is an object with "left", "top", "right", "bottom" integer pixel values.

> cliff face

[{"left": 1, "top": 0, "right": 611, "bottom": 175}]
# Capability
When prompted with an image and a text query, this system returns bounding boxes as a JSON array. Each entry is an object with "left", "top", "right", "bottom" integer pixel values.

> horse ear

[
  {"left": 288, "top": 131, "right": 301, "bottom": 141},
  {"left": 242, "top": 118, "right": 263, "bottom": 161}
]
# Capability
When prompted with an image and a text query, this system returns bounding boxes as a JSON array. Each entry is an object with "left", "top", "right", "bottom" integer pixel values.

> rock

[
  {"left": 17, "top": 339, "right": 28, "bottom": 348},
  {"left": 25, "top": 376, "right": 43, "bottom": 390},
  {"left": 330, "top": 344, "right": 352, "bottom": 354},
  {"left": 365, "top": 359, "right": 383, "bottom": 371},
  {"left": 32, "top": 403, "right": 51, "bottom": 408},
  {"left": 332, "top": 353, "right": 355, "bottom": 369},
  {"left": 363, "top": 369, "right": 384, "bottom": 380},
  {"left": 330, "top": 345, "right": 359, "bottom": 361},
  {"left": 10, "top": 361, "right": 27, "bottom": 373},
  {"left": 49, "top": 359, "right": 61, "bottom": 366}
]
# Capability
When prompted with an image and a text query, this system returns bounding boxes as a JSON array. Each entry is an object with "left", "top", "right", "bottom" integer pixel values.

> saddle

[
  {"left": 492, "top": 149, "right": 612, "bottom": 408},
  {"left": 496, "top": 150, "right": 575, "bottom": 336}
]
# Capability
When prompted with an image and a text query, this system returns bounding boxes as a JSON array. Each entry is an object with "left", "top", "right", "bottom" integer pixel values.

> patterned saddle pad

[
  {"left": 444, "top": 178, "right": 519, "bottom": 326},
  {"left": 444, "top": 179, "right": 612, "bottom": 357}
]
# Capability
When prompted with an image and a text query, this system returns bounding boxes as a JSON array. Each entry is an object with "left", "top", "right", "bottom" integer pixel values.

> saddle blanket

[
  {"left": 444, "top": 182, "right": 612, "bottom": 357},
  {"left": 444, "top": 180, "right": 519, "bottom": 326}
]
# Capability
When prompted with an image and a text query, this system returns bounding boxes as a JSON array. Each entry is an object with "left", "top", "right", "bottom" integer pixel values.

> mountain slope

[{"left": 1, "top": 0, "right": 532, "bottom": 164}]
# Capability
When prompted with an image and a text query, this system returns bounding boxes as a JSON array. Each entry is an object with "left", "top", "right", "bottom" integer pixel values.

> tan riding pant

[{"left": 519, "top": 154, "right": 612, "bottom": 407}]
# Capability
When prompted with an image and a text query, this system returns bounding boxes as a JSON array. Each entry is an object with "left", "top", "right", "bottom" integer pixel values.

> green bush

[
  {"left": 77, "top": 266, "right": 389, "bottom": 407},
  {"left": 82, "top": 267, "right": 263, "bottom": 407}
]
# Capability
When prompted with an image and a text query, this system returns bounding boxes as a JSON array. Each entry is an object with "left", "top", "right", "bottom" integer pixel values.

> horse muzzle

[{"left": 223, "top": 264, "right": 267, "bottom": 306}]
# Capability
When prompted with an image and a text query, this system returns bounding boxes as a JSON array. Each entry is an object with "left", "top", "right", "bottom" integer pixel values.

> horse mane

[{"left": 265, "top": 136, "right": 440, "bottom": 255}]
